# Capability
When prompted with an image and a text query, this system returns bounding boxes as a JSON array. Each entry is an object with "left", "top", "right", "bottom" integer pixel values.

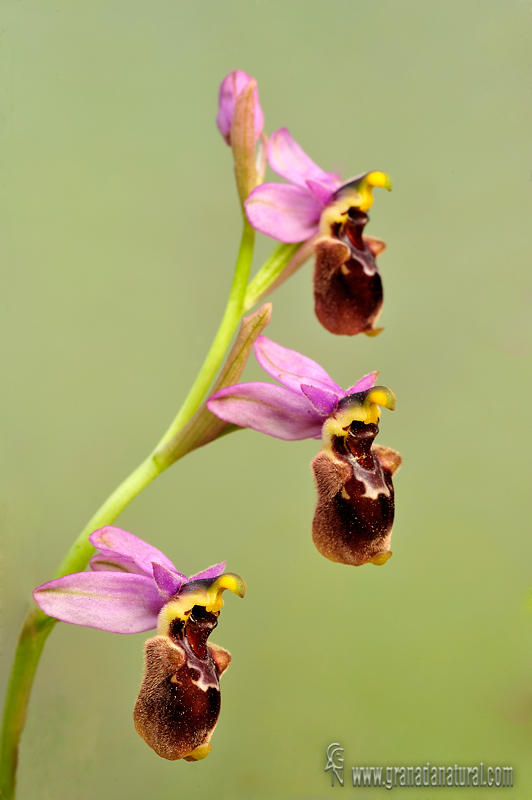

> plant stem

[
  {"left": 54, "top": 455, "right": 162, "bottom": 579},
  {"left": 0, "top": 219, "right": 256, "bottom": 800},
  {"left": 242, "top": 238, "right": 314, "bottom": 313},
  {"left": 0, "top": 610, "right": 54, "bottom": 800},
  {"left": 156, "top": 219, "right": 255, "bottom": 448},
  {"left": 243, "top": 242, "right": 300, "bottom": 311}
]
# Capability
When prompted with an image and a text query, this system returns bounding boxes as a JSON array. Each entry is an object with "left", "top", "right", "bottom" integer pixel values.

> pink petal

[
  {"left": 188, "top": 562, "right": 227, "bottom": 582},
  {"left": 207, "top": 382, "right": 324, "bottom": 440},
  {"left": 267, "top": 128, "right": 340, "bottom": 190},
  {"left": 152, "top": 562, "right": 186, "bottom": 599},
  {"left": 344, "top": 371, "right": 379, "bottom": 395},
  {"left": 90, "top": 554, "right": 148, "bottom": 575},
  {"left": 89, "top": 527, "right": 185, "bottom": 581},
  {"left": 216, "top": 70, "right": 264, "bottom": 145},
  {"left": 245, "top": 183, "right": 322, "bottom": 243},
  {"left": 33, "top": 572, "right": 163, "bottom": 634},
  {"left": 254, "top": 336, "right": 343, "bottom": 395},
  {"left": 306, "top": 179, "right": 335, "bottom": 207},
  {"left": 300, "top": 385, "right": 339, "bottom": 416}
]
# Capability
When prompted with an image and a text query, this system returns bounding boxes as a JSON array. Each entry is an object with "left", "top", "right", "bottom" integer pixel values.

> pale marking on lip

[
  {"left": 190, "top": 671, "right": 219, "bottom": 692},
  {"left": 353, "top": 463, "right": 391, "bottom": 501}
]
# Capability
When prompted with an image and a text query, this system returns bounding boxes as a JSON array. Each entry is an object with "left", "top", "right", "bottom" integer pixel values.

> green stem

[
  {"left": 0, "top": 610, "right": 54, "bottom": 800},
  {"left": 54, "top": 455, "right": 162, "bottom": 579},
  {"left": 242, "top": 238, "right": 314, "bottom": 314},
  {"left": 0, "top": 219, "right": 256, "bottom": 800},
  {"left": 243, "top": 242, "right": 300, "bottom": 312},
  {"left": 156, "top": 219, "right": 255, "bottom": 448}
]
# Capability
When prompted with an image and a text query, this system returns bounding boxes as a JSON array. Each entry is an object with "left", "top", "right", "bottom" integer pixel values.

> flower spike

[{"left": 33, "top": 527, "right": 245, "bottom": 761}]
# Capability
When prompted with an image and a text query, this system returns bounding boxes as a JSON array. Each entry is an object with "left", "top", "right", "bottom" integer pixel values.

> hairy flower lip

[{"left": 312, "top": 414, "right": 401, "bottom": 567}]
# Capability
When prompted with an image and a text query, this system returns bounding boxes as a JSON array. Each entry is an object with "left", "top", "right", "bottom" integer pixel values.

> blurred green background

[{"left": 2, "top": 1, "right": 532, "bottom": 798}]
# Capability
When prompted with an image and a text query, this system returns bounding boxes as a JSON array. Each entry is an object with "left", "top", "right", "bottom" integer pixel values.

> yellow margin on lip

[
  {"left": 157, "top": 573, "right": 246, "bottom": 636},
  {"left": 319, "top": 171, "right": 392, "bottom": 234}
]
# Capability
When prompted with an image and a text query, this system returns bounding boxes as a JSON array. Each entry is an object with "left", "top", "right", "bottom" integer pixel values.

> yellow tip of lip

[
  {"left": 357, "top": 171, "right": 393, "bottom": 211},
  {"left": 184, "top": 743, "right": 212, "bottom": 761},
  {"left": 210, "top": 573, "right": 247, "bottom": 599},
  {"left": 366, "top": 171, "right": 392, "bottom": 191},
  {"left": 367, "top": 387, "right": 396, "bottom": 411},
  {"left": 369, "top": 551, "right": 392, "bottom": 566},
  {"left": 364, "top": 327, "right": 384, "bottom": 338}
]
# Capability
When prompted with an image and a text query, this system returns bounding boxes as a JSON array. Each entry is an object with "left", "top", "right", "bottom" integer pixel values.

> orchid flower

[
  {"left": 34, "top": 527, "right": 246, "bottom": 762},
  {"left": 207, "top": 336, "right": 401, "bottom": 566},
  {"left": 245, "top": 128, "right": 392, "bottom": 336}
]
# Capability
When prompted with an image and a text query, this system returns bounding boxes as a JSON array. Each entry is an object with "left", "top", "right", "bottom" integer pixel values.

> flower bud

[
  {"left": 216, "top": 70, "right": 264, "bottom": 146},
  {"left": 217, "top": 71, "right": 266, "bottom": 204},
  {"left": 312, "top": 388, "right": 401, "bottom": 566}
]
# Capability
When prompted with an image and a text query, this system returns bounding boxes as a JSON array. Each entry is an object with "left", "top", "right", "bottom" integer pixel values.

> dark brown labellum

[
  {"left": 313, "top": 210, "right": 385, "bottom": 336},
  {"left": 312, "top": 420, "right": 401, "bottom": 565},
  {"left": 133, "top": 606, "right": 231, "bottom": 761}
]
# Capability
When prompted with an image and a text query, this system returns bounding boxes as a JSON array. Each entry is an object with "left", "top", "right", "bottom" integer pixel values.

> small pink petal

[
  {"left": 306, "top": 179, "right": 335, "bottom": 207},
  {"left": 344, "top": 371, "right": 379, "bottom": 395},
  {"left": 254, "top": 336, "right": 343, "bottom": 395},
  {"left": 152, "top": 562, "right": 186, "bottom": 599},
  {"left": 33, "top": 572, "right": 163, "bottom": 634},
  {"left": 89, "top": 527, "right": 184, "bottom": 581},
  {"left": 245, "top": 182, "right": 322, "bottom": 243},
  {"left": 300, "top": 385, "right": 339, "bottom": 416},
  {"left": 90, "top": 555, "right": 148, "bottom": 575},
  {"left": 188, "top": 562, "right": 227, "bottom": 582},
  {"left": 207, "top": 382, "right": 324, "bottom": 440},
  {"left": 267, "top": 128, "right": 340, "bottom": 190}
]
